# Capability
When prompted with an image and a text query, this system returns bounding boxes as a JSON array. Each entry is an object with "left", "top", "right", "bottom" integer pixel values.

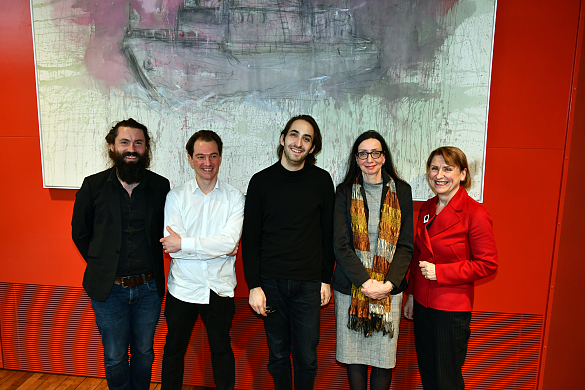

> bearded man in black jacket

[{"left": 72, "top": 118, "right": 170, "bottom": 390}]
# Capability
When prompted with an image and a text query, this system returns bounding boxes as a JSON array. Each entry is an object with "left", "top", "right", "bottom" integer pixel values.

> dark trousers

[
  {"left": 261, "top": 277, "right": 321, "bottom": 390},
  {"left": 413, "top": 300, "right": 471, "bottom": 390},
  {"left": 161, "top": 291, "right": 235, "bottom": 390}
]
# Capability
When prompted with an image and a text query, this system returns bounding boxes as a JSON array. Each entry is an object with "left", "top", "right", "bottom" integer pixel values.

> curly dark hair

[
  {"left": 276, "top": 115, "right": 322, "bottom": 166},
  {"left": 105, "top": 118, "right": 152, "bottom": 167}
]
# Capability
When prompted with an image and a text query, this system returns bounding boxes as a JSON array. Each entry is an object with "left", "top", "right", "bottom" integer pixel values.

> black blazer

[
  {"left": 71, "top": 167, "right": 170, "bottom": 301},
  {"left": 332, "top": 170, "right": 414, "bottom": 296}
]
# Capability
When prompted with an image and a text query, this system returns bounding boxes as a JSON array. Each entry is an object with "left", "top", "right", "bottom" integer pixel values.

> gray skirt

[{"left": 335, "top": 290, "right": 402, "bottom": 369}]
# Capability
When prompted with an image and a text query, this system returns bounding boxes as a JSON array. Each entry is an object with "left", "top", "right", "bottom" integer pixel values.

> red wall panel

[
  {"left": 1, "top": 1, "right": 38, "bottom": 138},
  {"left": 0, "top": 136, "right": 87, "bottom": 286},
  {"left": 478, "top": 147, "right": 564, "bottom": 314},
  {"left": 541, "top": 3, "right": 585, "bottom": 388},
  {"left": 488, "top": 0, "right": 580, "bottom": 150}
]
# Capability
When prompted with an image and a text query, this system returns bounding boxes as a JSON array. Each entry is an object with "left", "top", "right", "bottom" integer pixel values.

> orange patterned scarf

[{"left": 348, "top": 176, "right": 401, "bottom": 337}]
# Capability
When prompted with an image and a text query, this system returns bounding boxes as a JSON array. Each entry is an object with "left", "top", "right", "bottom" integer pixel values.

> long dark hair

[{"left": 338, "top": 130, "right": 404, "bottom": 190}]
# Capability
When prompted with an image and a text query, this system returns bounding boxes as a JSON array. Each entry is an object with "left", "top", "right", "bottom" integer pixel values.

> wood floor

[{"left": 0, "top": 369, "right": 216, "bottom": 390}]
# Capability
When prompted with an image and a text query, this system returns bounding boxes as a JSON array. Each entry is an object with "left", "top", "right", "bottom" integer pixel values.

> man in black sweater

[{"left": 242, "top": 115, "right": 335, "bottom": 390}]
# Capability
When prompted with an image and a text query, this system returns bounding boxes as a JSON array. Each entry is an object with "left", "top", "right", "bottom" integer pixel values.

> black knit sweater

[{"left": 242, "top": 162, "right": 335, "bottom": 289}]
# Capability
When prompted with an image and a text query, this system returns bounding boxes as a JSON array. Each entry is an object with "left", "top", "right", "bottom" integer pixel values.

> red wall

[
  {"left": 1, "top": 0, "right": 583, "bottom": 388},
  {"left": 541, "top": 4, "right": 585, "bottom": 389},
  {"left": 484, "top": 0, "right": 580, "bottom": 316}
]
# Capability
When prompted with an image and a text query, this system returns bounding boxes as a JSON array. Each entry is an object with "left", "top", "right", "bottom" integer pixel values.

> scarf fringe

[{"left": 347, "top": 312, "right": 394, "bottom": 338}]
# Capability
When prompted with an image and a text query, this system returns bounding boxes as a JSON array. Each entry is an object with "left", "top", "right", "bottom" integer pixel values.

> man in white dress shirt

[{"left": 159, "top": 130, "right": 245, "bottom": 390}]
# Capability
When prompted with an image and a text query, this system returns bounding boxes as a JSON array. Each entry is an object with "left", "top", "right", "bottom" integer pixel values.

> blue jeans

[
  {"left": 261, "top": 277, "right": 321, "bottom": 390},
  {"left": 91, "top": 278, "right": 162, "bottom": 390}
]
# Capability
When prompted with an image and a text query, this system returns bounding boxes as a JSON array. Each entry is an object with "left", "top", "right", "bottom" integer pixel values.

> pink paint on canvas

[{"left": 67, "top": 0, "right": 184, "bottom": 87}]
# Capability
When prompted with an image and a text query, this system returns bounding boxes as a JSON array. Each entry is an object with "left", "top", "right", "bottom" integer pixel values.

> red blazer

[{"left": 404, "top": 187, "right": 498, "bottom": 311}]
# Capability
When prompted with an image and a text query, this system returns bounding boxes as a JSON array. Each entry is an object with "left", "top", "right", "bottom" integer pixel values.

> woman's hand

[
  {"left": 419, "top": 261, "right": 437, "bottom": 280},
  {"left": 361, "top": 279, "right": 393, "bottom": 300},
  {"left": 403, "top": 294, "right": 414, "bottom": 320}
]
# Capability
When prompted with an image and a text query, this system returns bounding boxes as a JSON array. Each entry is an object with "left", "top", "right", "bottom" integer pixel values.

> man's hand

[
  {"left": 249, "top": 287, "right": 267, "bottom": 316},
  {"left": 419, "top": 261, "right": 437, "bottom": 280},
  {"left": 361, "top": 279, "right": 393, "bottom": 300},
  {"left": 160, "top": 226, "right": 181, "bottom": 253},
  {"left": 403, "top": 294, "right": 414, "bottom": 320},
  {"left": 320, "top": 283, "right": 332, "bottom": 306},
  {"left": 227, "top": 241, "right": 240, "bottom": 257}
]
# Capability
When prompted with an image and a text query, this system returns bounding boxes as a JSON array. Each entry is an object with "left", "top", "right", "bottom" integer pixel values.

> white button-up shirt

[{"left": 163, "top": 178, "right": 245, "bottom": 304}]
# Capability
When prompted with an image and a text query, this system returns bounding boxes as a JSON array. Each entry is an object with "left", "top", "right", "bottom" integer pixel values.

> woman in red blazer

[{"left": 403, "top": 147, "right": 497, "bottom": 390}]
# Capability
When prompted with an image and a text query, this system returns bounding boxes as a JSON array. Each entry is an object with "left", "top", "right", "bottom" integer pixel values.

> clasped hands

[{"left": 361, "top": 279, "right": 393, "bottom": 300}]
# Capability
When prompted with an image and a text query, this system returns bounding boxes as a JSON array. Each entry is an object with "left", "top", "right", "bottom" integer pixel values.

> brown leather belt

[{"left": 114, "top": 271, "right": 155, "bottom": 288}]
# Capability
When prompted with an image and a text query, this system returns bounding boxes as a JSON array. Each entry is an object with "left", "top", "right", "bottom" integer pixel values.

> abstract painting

[{"left": 32, "top": 0, "right": 496, "bottom": 200}]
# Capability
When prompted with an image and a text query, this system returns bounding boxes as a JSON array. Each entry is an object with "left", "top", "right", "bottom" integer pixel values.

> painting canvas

[{"left": 32, "top": 0, "right": 497, "bottom": 200}]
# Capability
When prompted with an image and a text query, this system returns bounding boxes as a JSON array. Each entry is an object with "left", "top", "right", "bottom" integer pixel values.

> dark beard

[{"left": 110, "top": 150, "right": 150, "bottom": 184}]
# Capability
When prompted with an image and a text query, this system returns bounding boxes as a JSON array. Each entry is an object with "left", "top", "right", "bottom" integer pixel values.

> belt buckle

[{"left": 120, "top": 276, "right": 129, "bottom": 288}]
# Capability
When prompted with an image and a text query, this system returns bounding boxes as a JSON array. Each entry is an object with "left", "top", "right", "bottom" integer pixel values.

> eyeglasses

[{"left": 356, "top": 151, "right": 384, "bottom": 160}]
